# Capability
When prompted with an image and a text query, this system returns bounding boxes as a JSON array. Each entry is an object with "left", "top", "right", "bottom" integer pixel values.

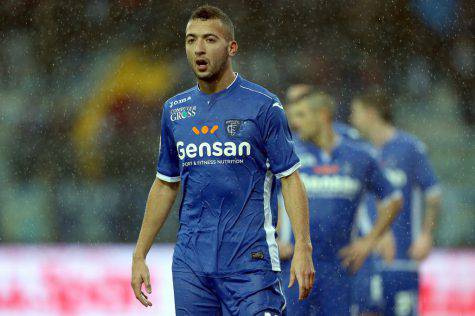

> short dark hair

[
  {"left": 189, "top": 5, "right": 235, "bottom": 40},
  {"left": 354, "top": 88, "right": 393, "bottom": 123}
]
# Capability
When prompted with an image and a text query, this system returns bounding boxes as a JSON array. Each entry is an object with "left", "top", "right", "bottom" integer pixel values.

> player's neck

[
  {"left": 313, "top": 126, "right": 336, "bottom": 154},
  {"left": 369, "top": 122, "right": 396, "bottom": 147},
  {"left": 198, "top": 67, "right": 236, "bottom": 95}
]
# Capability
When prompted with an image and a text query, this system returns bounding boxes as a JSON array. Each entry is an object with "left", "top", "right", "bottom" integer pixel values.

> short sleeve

[
  {"left": 412, "top": 141, "right": 440, "bottom": 197},
  {"left": 156, "top": 105, "right": 180, "bottom": 182},
  {"left": 259, "top": 99, "right": 300, "bottom": 178},
  {"left": 365, "top": 154, "right": 400, "bottom": 203}
]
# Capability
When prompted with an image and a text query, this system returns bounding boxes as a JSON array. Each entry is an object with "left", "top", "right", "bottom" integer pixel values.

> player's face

[
  {"left": 350, "top": 100, "right": 370, "bottom": 136},
  {"left": 286, "top": 104, "right": 299, "bottom": 131},
  {"left": 185, "top": 19, "right": 235, "bottom": 81},
  {"left": 291, "top": 101, "right": 321, "bottom": 140}
]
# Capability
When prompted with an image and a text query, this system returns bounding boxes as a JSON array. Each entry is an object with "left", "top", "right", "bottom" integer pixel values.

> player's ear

[{"left": 229, "top": 40, "right": 238, "bottom": 56}]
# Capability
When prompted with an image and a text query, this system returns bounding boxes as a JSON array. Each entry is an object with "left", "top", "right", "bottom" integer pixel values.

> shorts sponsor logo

[{"left": 251, "top": 251, "right": 265, "bottom": 260}]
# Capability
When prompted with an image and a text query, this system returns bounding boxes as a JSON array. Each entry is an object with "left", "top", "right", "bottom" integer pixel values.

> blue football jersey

[
  {"left": 284, "top": 136, "right": 397, "bottom": 261},
  {"left": 377, "top": 131, "right": 440, "bottom": 260},
  {"left": 156, "top": 74, "right": 300, "bottom": 275}
]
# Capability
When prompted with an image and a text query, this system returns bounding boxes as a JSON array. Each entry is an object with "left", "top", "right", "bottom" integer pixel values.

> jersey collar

[{"left": 196, "top": 73, "right": 241, "bottom": 100}]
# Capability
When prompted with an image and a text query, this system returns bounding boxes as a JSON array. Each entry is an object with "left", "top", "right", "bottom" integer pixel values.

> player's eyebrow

[{"left": 186, "top": 33, "right": 220, "bottom": 39}]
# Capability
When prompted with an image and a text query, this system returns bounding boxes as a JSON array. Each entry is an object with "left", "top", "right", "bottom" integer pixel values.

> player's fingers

[
  {"left": 341, "top": 253, "right": 352, "bottom": 268},
  {"left": 298, "top": 270, "right": 310, "bottom": 300},
  {"left": 338, "top": 246, "right": 350, "bottom": 257},
  {"left": 132, "top": 277, "right": 152, "bottom": 307},
  {"left": 288, "top": 269, "right": 296, "bottom": 288},
  {"left": 132, "top": 281, "right": 146, "bottom": 306},
  {"left": 308, "top": 268, "right": 315, "bottom": 289},
  {"left": 144, "top": 272, "right": 152, "bottom": 294},
  {"left": 298, "top": 277, "right": 310, "bottom": 300},
  {"left": 351, "top": 256, "right": 364, "bottom": 273},
  {"left": 138, "top": 291, "right": 153, "bottom": 307}
]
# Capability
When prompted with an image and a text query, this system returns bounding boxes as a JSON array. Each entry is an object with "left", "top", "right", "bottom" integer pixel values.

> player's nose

[{"left": 194, "top": 39, "right": 206, "bottom": 55}]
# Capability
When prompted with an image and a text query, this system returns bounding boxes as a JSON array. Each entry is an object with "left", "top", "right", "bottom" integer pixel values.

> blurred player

[
  {"left": 131, "top": 5, "right": 315, "bottom": 315},
  {"left": 351, "top": 89, "right": 442, "bottom": 316},
  {"left": 285, "top": 84, "right": 361, "bottom": 141},
  {"left": 278, "top": 91, "right": 402, "bottom": 315}
]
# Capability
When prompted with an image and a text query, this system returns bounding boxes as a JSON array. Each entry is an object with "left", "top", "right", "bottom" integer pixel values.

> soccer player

[
  {"left": 350, "top": 89, "right": 442, "bottom": 316},
  {"left": 278, "top": 92, "right": 402, "bottom": 315},
  {"left": 131, "top": 5, "right": 315, "bottom": 315},
  {"left": 285, "top": 84, "right": 362, "bottom": 141}
]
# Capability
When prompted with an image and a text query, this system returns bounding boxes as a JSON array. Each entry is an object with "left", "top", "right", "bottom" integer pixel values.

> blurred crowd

[{"left": 0, "top": 0, "right": 473, "bottom": 245}]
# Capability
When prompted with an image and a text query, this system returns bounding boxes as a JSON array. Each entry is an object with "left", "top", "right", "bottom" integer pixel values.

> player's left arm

[
  {"left": 280, "top": 171, "right": 315, "bottom": 300},
  {"left": 409, "top": 142, "right": 442, "bottom": 261},
  {"left": 258, "top": 97, "right": 314, "bottom": 300},
  {"left": 340, "top": 154, "right": 403, "bottom": 273}
]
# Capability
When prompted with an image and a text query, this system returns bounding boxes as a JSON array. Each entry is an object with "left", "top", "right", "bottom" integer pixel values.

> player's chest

[
  {"left": 169, "top": 102, "right": 261, "bottom": 145},
  {"left": 299, "top": 157, "right": 364, "bottom": 198}
]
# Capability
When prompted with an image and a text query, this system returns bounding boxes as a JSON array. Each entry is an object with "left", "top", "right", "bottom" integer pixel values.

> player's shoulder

[
  {"left": 236, "top": 77, "right": 281, "bottom": 107},
  {"left": 340, "top": 138, "right": 378, "bottom": 162},
  {"left": 333, "top": 122, "right": 361, "bottom": 141},
  {"left": 163, "top": 86, "right": 197, "bottom": 111},
  {"left": 395, "top": 130, "right": 428, "bottom": 154}
]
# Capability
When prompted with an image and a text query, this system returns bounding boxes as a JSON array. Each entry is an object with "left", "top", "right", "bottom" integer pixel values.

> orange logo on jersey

[
  {"left": 313, "top": 165, "right": 340, "bottom": 174},
  {"left": 192, "top": 125, "right": 218, "bottom": 135}
]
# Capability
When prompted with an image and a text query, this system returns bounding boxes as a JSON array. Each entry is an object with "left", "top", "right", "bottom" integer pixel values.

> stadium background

[{"left": 0, "top": 0, "right": 473, "bottom": 315}]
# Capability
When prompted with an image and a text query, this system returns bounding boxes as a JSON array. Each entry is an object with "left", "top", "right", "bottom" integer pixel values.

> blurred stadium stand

[{"left": 0, "top": 1, "right": 473, "bottom": 247}]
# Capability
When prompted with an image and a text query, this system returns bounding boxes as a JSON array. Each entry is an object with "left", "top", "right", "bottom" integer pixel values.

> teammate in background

[
  {"left": 285, "top": 84, "right": 361, "bottom": 141},
  {"left": 351, "top": 89, "right": 442, "bottom": 316},
  {"left": 131, "top": 5, "right": 315, "bottom": 315},
  {"left": 278, "top": 92, "right": 402, "bottom": 315}
]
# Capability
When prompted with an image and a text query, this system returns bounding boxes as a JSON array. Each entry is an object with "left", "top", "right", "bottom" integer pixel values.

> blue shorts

[
  {"left": 172, "top": 262, "right": 286, "bottom": 316},
  {"left": 352, "top": 257, "right": 419, "bottom": 316},
  {"left": 351, "top": 254, "right": 384, "bottom": 314},
  {"left": 380, "top": 268, "right": 419, "bottom": 316},
  {"left": 281, "top": 259, "right": 351, "bottom": 316}
]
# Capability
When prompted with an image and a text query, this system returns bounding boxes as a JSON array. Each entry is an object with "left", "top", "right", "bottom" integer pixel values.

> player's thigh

[
  {"left": 281, "top": 260, "right": 312, "bottom": 315},
  {"left": 173, "top": 270, "right": 221, "bottom": 316},
  {"left": 217, "top": 270, "right": 286, "bottom": 316},
  {"left": 381, "top": 270, "right": 419, "bottom": 316}
]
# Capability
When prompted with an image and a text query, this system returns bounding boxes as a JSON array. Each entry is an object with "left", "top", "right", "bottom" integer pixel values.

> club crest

[{"left": 225, "top": 119, "right": 244, "bottom": 137}]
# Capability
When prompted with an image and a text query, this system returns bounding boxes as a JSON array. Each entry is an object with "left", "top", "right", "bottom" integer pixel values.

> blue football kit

[
  {"left": 156, "top": 74, "right": 300, "bottom": 315},
  {"left": 353, "top": 130, "right": 440, "bottom": 316},
  {"left": 279, "top": 134, "right": 398, "bottom": 315}
]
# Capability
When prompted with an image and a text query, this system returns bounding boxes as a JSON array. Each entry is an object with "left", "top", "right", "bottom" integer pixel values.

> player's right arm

[
  {"left": 132, "top": 103, "right": 181, "bottom": 307},
  {"left": 340, "top": 153, "right": 402, "bottom": 272},
  {"left": 132, "top": 178, "right": 179, "bottom": 307}
]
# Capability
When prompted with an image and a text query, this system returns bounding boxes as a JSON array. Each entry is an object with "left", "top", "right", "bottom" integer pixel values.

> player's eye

[
  {"left": 206, "top": 37, "right": 216, "bottom": 43},
  {"left": 186, "top": 38, "right": 195, "bottom": 44}
]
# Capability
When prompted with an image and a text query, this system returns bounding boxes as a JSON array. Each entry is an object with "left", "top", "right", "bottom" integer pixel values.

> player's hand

[
  {"left": 339, "top": 236, "right": 376, "bottom": 273},
  {"left": 409, "top": 231, "right": 433, "bottom": 261},
  {"left": 278, "top": 242, "right": 294, "bottom": 261},
  {"left": 375, "top": 231, "right": 395, "bottom": 264},
  {"left": 288, "top": 241, "right": 315, "bottom": 301},
  {"left": 131, "top": 257, "right": 153, "bottom": 307}
]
